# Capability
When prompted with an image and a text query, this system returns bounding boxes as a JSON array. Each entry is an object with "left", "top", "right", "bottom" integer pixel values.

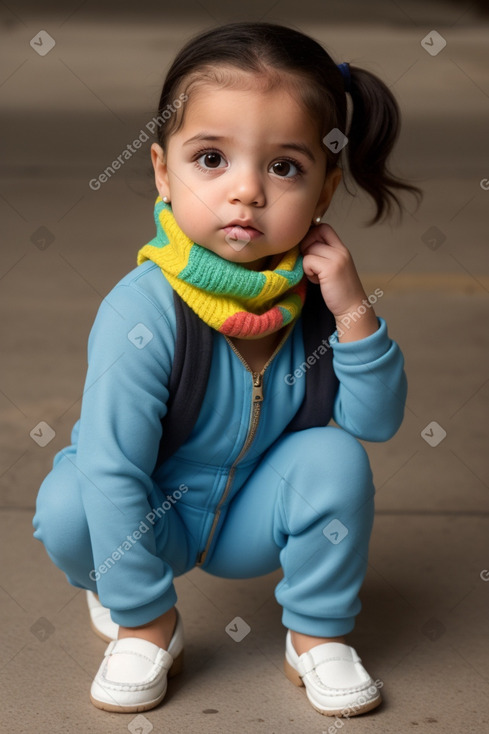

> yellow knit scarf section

[{"left": 137, "top": 198, "right": 306, "bottom": 339}]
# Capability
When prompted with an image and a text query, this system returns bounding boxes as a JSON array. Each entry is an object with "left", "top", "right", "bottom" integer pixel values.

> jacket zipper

[{"left": 196, "top": 324, "right": 294, "bottom": 566}]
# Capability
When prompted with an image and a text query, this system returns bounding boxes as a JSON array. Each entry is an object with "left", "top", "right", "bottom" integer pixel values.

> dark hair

[{"left": 155, "top": 21, "right": 421, "bottom": 224}]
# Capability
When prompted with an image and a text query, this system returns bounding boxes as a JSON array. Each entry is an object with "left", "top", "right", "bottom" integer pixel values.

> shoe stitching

[
  {"left": 101, "top": 652, "right": 171, "bottom": 686},
  {"left": 96, "top": 677, "right": 168, "bottom": 693},
  {"left": 109, "top": 648, "right": 170, "bottom": 663},
  {"left": 100, "top": 664, "right": 168, "bottom": 690},
  {"left": 306, "top": 660, "right": 358, "bottom": 665},
  {"left": 304, "top": 672, "right": 377, "bottom": 697}
]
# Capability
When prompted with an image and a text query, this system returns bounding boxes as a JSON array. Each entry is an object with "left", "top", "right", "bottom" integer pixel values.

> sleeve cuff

[{"left": 330, "top": 317, "right": 392, "bottom": 366}]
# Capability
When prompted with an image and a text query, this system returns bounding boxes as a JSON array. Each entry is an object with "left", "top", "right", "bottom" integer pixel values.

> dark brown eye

[
  {"left": 271, "top": 160, "right": 292, "bottom": 176},
  {"left": 202, "top": 152, "right": 222, "bottom": 168},
  {"left": 270, "top": 159, "right": 303, "bottom": 177}
]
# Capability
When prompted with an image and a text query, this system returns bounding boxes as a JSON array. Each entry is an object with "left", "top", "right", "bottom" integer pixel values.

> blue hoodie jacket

[{"left": 50, "top": 258, "right": 406, "bottom": 624}]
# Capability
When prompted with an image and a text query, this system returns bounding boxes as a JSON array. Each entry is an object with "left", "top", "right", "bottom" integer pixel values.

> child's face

[{"left": 152, "top": 81, "right": 341, "bottom": 270}]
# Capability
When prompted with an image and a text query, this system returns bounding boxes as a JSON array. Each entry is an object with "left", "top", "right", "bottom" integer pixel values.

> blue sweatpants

[{"left": 33, "top": 426, "right": 375, "bottom": 637}]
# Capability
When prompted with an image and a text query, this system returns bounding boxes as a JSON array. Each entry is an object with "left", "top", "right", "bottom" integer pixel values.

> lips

[
  {"left": 222, "top": 223, "right": 263, "bottom": 242},
  {"left": 224, "top": 219, "right": 261, "bottom": 230}
]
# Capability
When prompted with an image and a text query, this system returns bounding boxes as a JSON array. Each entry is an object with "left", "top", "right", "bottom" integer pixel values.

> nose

[{"left": 227, "top": 164, "right": 266, "bottom": 207}]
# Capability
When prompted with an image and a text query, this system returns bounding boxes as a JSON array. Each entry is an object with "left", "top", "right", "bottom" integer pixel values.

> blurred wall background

[
  {"left": 1, "top": 3, "right": 489, "bottom": 731},
  {"left": 1, "top": 0, "right": 488, "bottom": 517}
]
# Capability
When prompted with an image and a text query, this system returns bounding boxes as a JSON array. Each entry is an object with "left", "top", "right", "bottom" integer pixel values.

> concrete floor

[{"left": 1, "top": 1, "right": 488, "bottom": 732}]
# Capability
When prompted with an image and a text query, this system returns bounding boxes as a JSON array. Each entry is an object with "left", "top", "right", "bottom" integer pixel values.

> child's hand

[{"left": 300, "top": 223, "right": 379, "bottom": 342}]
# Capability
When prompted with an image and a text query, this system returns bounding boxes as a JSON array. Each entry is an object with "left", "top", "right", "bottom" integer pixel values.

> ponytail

[
  {"left": 345, "top": 65, "right": 422, "bottom": 224},
  {"left": 154, "top": 22, "right": 421, "bottom": 225}
]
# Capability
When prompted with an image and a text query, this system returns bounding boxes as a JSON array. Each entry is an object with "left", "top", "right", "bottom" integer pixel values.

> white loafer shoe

[
  {"left": 90, "top": 610, "right": 184, "bottom": 712},
  {"left": 284, "top": 633, "right": 382, "bottom": 717},
  {"left": 86, "top": 591, "right": 119, "bottom": 642}
]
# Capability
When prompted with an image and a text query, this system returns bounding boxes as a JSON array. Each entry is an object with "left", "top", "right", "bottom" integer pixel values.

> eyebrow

[
  {"left": 183, "top": 133, "right": 316, "bottom": 162},
  {"left": 279, "top": 142, "right": 316, "bottom": 163}
]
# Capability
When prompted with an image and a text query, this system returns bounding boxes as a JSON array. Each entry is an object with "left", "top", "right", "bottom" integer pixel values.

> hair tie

[{"left": 337, "top": 62, "right": 351, "bottom": 93}]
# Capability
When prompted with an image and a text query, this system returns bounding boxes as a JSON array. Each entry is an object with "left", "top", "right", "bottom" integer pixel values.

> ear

[
  {"left": 313, "top": 166, "right": 342, "bottom": 220},
  {"left": 150, "top": 143, "right": 171, "bottom": 200}
]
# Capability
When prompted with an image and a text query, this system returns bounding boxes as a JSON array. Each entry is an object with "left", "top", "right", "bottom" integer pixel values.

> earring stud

[
  {"left": 163, "top": 196, "right": 169, "bottom": 203},
  {"left": 314, "top": 216, "right": 321, "bottom": 224}
]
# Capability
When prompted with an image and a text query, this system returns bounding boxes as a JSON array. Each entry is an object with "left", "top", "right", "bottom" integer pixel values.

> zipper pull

[{"left": 252, "top": 373, "right": 264, "bottom": 403}]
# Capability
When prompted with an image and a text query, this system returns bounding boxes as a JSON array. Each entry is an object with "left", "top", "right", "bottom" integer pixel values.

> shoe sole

[
  {"left": 90, "top": 650, "right": 184, "bottom": 713},
  {"left": 284, "top": 656, "right": 382, "bottom": 717}
]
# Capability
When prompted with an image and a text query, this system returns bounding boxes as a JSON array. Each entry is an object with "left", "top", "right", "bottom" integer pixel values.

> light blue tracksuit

[{"left": 33, "top": 259, "right": 406, "bottom": 636}]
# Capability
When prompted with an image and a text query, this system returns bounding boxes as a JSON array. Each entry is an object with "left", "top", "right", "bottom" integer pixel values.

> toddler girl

[{"left": 33, "top": 21, "right": 419, "bottom": 717}]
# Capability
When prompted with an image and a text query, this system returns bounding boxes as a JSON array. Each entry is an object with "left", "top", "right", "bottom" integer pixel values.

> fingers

[
  {"left": 300, "top": 223, "right": 345, "bottom": 253},
  {"left": 302, "top": 242, "right": 335, "bottom": 261},
  {"left": 302, "top": 253, "right": 327, "bottom": 283}
]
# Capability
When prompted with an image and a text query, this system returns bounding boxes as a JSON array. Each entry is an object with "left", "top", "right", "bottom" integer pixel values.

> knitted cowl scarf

[{"left": 137, "top": 197, "right": 307, "bottom": 339}]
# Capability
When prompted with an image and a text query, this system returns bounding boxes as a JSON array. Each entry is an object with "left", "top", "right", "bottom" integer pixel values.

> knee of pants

[
  {"left": 33, "top": 454, "right": 92, "bottom": 570},
  {"left": 273, "top": 426, "right": 374, "bottom": 534}
]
